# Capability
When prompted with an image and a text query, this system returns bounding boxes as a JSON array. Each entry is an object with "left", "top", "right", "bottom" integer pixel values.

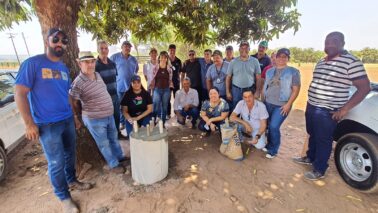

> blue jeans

[
  {"left": 237, "top": 124, "right": 266, "bottom": 149},
  {"left": 38, "top": 116, "right": 76, "bottom": 201},
  {"left": 112, "top": 95, "right": 120, "bottom": 132},
  {"left": 232, "top": 85, "right": 254, "bottom": 111},
  {"left": 305, "top": 103, "right": 338, "bottom": 175},
  {"left": 82, "top": 115, "right": 125, "bottom": 168},
  {"left": 177, "top": 108, "right": 199, "bottom": 125},
  {"left": 153, "top": 88, "right": 171, "bottom": 124},
  {"left": 265, "top": 102, "right": 288, "bottom": 156},
  {"left": 125, "top": 114, "right": 152, "bottom": 136},
  {"left": 117, "top": 91, "right": 126, "bottom": 127}
]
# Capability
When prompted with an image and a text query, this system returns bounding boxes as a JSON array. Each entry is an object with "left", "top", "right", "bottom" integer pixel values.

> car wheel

[
  {"left": 335, "top": 133, "right": 378, "bottom": 193},
  {"left": 0, "top": 146, "right": 7, "bottom": 182}
]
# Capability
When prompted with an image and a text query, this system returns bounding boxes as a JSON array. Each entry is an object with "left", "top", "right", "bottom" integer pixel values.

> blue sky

[{"left": 1, "top": 0, "right": 378, "bottom": 55}]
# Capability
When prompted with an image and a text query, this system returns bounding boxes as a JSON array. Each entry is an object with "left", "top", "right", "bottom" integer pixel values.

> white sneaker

[
  {"left": 266, "top": 154, "right": 275, "bottom": 159},
  {"left": 262, "top": 148, "right": 268, "bottom": 153}
]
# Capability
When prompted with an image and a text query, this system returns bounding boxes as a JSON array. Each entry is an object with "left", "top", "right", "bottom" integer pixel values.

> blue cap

[
  {"left": 131, "top": 75, "right": 141, "bottom": 82},
  {"left": 277, "top": 48, "right": 290, "bottom": 58}
]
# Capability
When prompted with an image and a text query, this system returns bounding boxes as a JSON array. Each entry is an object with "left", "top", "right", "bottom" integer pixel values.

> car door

[{"left": 0, "top": 73, "right": 25, "bottom": 151}]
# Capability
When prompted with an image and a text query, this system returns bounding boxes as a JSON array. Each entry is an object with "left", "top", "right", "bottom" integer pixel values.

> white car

[
  {"left": 0, "top": 71, "right": 25, "bottom": 182},
  {"left": 334, "top": 82, "right": 378, "bottom": 193}
]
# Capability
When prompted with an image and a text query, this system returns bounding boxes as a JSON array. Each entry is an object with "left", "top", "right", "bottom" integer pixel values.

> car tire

[
  {"left": 335, "top": 133, "right": 378, "bottom": 193},
  {"left": 0, "top": 146, "right": 7, "bottom": 182}
]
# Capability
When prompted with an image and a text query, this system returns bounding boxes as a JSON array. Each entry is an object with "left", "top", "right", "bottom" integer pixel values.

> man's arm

[
  {"left": 226, "top": 75, "right": 232, "bottom": 100},
  {"left": 255, "top": 74, "right": 262, "bottom": 99},
  {"left": 206, "top": 79, "right": 212, "bottom": 91},
  {"left": 15, "top": 85, "right": 39, "bottom": 141},
  {"left": 332, "top": 77, "right": 371, "bottom": 120},
  {"left": 69, "top": 96, "right": 83, "bottom": 129}
]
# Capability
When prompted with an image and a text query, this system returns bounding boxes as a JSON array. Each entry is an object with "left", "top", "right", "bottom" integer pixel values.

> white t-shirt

[
  {"left": 143, "top": 61, "right": 158, "bottom": 89},
  {"left": 233, "top": 100, "right": 269, "bottom": 130}
]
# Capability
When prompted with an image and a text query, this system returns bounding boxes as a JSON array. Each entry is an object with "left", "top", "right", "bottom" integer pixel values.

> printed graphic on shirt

[
  {"left": 52, "top": 70, "right": 62, "bottom": 79},
  {"left": 42, "top": 68, "right": 53, "bottom": 79},
  {"left": 133, "top": 95, "right": 143, "bottom": 106},
  {"left": 61, "top": 72, "right": 68, "bottom": 81}
]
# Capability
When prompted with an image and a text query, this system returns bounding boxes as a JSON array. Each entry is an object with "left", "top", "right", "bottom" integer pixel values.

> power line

[
  {"left": 7, "top": 33, "right": 21, "bottom": 65},
  {"left": 22, "top": 32, "right": 30, "bottom": 56}
]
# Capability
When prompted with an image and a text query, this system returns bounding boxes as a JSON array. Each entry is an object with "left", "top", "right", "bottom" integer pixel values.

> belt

[{"left": 232, "top": 84, "right": 254, "bottom": 90}]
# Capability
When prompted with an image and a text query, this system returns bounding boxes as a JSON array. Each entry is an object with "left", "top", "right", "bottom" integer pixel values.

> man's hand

[
  {"left": 248, "top": 138, "right": 258, "bottom": 145},
  {"left": 332, "top": 108, "right": 349, "bottom": 121},
  {"left": 244, "top": 123, "right": 253, "bottom": 134},
  {"left": 25, "top": 123, "right": 39, "bottom": 141},
  {"left": 206, "top": 118, "right": 213, "bottom": 126},
  {"left": 226, "top": 92, "right": 232, "bottom": 101},
  {"left": 74, "top": 117, "right": 82, "bottom": 130},
  {"left": 280, "top": 104, "right": 291, "bottom": 116},
  {"left": 210, "top": 123, "right": 216, "bottom": 132}
]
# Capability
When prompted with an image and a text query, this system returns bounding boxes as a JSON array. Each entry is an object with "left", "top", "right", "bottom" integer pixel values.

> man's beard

[{"left": 49, "top": 46, "right": 65, "bottom": 57}]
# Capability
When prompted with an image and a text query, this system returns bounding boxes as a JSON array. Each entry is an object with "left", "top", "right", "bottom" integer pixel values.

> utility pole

[
  {"left": 22, "top": 32, "right": 30, "bottom": 56},
  {"left": 7, "top": 33, "right": 21, "bottom": 65}
]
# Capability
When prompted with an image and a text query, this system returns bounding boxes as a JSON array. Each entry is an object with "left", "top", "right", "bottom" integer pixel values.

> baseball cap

[
  {"left": 276, "top": 48, "right": 290, "bottom": 58},
  {"left": 78, "top": 51, "right": 95, "bottom": 61},
  {"left": 259, "top": 41, "right": 268, "bottom": 48},
  {"left": 131, "top": 75, "right": 141, "bottom": 82},
  {"left": 47, "top": 28, "right": 67, "bottom": 38},
  {"left": 122, "top": 41, "right": 132, "bottom": 47},
  {"left": 212, "top": 50, "right": 223, "bottom": 57},
  {"left": 226, "top": 45, "right": 233, "bottom": 51}
]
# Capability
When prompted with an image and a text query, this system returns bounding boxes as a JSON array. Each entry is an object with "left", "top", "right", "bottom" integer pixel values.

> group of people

[{"left": 14, "top": 27, "right": 371, "bottom": 213}]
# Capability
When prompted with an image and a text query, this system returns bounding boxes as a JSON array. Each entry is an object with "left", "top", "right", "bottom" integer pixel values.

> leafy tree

[{"left": 1, "top": 0, "right": 301, "bottom": 170}]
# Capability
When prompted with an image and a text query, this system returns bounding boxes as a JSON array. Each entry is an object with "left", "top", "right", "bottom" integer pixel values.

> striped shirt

[
  {"left": 70, "top": 72, "right": 114, "bottom": 119},
  {"left": 308, "top": 52, "right": 368, "bottom": 110}
]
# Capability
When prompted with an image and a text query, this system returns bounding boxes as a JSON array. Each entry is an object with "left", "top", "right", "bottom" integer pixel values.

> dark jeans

[
  {"left": 167, "top": 86, "right": 180, "bottom": 117},
  {"left": 117, "top": 91, "right": 126, "bottom": 127},
  {"left": 305, "top": 103, "right": 338, "bottom": 175},
  {"left": 201, "top": 87, "right": 209, "bottom": 102},
  {"left": 125, "top": 114, "right": 152, "bottom": 136},
  {"left": 198, "top": 119, "right": 223, "bottom": 133},
  {"left": 38, "top": 116, "right": 76, "bottom": 201},
  {"left": 177, "top": 108, "right": 199, "bottom": 125},
  {"left": 111, "top": 95, "right": 120, "bottom": 132},
  {"left": 231, "top": 84, "right": 254, "bottom": 111},
  {"left": 265, "top": 102, "right": 288, "bottom": 156}
]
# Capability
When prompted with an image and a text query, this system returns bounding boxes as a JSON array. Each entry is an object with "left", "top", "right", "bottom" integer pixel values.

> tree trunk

[{"left": 33, "top": 0, "right": 105, "bottom": 173}]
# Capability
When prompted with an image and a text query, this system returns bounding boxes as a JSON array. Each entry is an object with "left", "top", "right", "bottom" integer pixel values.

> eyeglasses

[{"left": 52, "top": 36, "right": 69, "bottom": 45}]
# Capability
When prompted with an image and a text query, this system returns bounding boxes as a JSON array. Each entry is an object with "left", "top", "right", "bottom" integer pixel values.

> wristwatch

[{"left": 255, "top": 134, "right": 261, "bottom": 139}]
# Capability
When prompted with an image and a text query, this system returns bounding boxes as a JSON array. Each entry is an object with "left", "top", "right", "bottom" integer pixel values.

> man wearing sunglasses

[
  {"left": 15, "top": 28, "right": 92, "bottom": 213},
  {"left": 181, "top": 50, "right": 203, "bottom": 110}
]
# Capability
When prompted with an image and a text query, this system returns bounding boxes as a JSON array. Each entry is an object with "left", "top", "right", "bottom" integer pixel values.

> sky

[{"left": 1, "top": 0, "right": 378, "bottom": 56}]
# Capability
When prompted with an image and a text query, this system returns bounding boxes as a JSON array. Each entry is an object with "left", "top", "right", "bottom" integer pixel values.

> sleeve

[
  {"left": 292, "top": 69, "right": 301, "bottom": 86},
  {"left": 182, "top": 61, "right": 187, "bottom": 73},
  {"left": 261, "top": 66, "right": 269, "bottom": 79},
  {"left": 226, "top": 61, "right": 233, "bottom": 76},
  {"left": 347, "top": 59, "right": 368, "bottom": 80},
  {"left": 135, "top": 58, "right": 139, "bottom": 73},
  {"left": 259, "top": 102, "right": 269, "bottom": 120},
  {"left": 193, "top": 90, "right": 199, "bottom": 107},
  {"left": 206, "top": 66, "right": 212, "bottom": 80},
  {"left": 69, "top": 79, "right": 81, "bottom": 100},
  {"left": 15, "top": 59, "right": 36, "bottom": 89},
  {"left": 232, "top": 101, "right": 242, "bottom": 115},
  {"left": 120, "top": 92, "right": 129, "bottom": 106},
  {"left": 201, "top": 100, "right": 209, "bottom": 112},
  {"left": 255, "top": 60, "right": 261, "bottom": 75}
]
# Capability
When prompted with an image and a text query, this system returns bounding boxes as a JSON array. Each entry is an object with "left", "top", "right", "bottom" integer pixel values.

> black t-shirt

[
  {"left": 120, "top": 89, "right": 152, "bottom": 117},
  {"left": 182, "top": 59, "right": 201, "bottom": 89},
  {"left": 251, "top": 53, "right": 271, "bottom": 72},
  {"left": 170, "top": 57, "right": 182, "bottom": 87},
  {"left": 95, "top": 57, "right": 117, "bottom": 97}
]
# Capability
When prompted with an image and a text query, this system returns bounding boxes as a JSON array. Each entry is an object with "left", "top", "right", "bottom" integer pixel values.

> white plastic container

[{"left": 130, "top": 122, "right": 168, "bottom": 185}]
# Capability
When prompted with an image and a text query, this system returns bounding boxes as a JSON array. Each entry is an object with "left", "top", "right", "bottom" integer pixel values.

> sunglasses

[
  {"left": 189, "top": 53, "right": 195, "bottom": 56},
  {"left": 52, "top": 36, "right": 69, "bottom": 45}
]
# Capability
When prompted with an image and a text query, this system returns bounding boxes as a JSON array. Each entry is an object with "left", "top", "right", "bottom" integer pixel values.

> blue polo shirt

[
  {"left": 227, "top": 56, "right": 261, "bottom": 88},
  {"left": 15, "top": 54, "right": 73, "bottom": 124},
  {"left": 199, "top": 58, "right": 213, "bottom": 89},
  {"left": 110, "top": 52, "right": 139, "bottom": 92},
  {"left": 206, "top": 61, "right": 229, "bottom": 97}
]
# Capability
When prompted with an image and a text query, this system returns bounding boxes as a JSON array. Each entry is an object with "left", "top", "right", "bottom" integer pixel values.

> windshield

[{"left": 0, "top": 73, "right": 16, "bottom": 107}]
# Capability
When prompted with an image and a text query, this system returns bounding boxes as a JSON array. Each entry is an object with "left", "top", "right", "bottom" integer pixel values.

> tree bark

[{"left": 33, "top": 0, "right": 105, "bottom": 173}]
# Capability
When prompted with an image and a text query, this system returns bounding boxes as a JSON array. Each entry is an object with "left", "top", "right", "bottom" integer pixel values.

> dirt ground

[{"left": 1, "top": 109, "right": 378, "bottom": 213}]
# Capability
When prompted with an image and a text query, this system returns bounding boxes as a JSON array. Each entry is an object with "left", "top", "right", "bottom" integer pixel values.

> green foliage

[{"left": 0, "top": 0, "right": 32, "bottom": 31}]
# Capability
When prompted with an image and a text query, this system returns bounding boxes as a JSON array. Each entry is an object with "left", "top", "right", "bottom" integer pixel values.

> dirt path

[{"left": 0, "top": 110, "right": 377, "bottom": 213}]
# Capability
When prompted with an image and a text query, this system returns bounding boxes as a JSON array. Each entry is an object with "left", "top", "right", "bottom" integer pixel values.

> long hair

[{"left": 158, "top": 51, "right": 172, "bottom": 68}]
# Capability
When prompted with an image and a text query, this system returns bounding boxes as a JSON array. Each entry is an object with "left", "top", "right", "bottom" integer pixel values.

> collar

[{"left": 79, "top": 72, "right": 98, "bottom": 81}]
